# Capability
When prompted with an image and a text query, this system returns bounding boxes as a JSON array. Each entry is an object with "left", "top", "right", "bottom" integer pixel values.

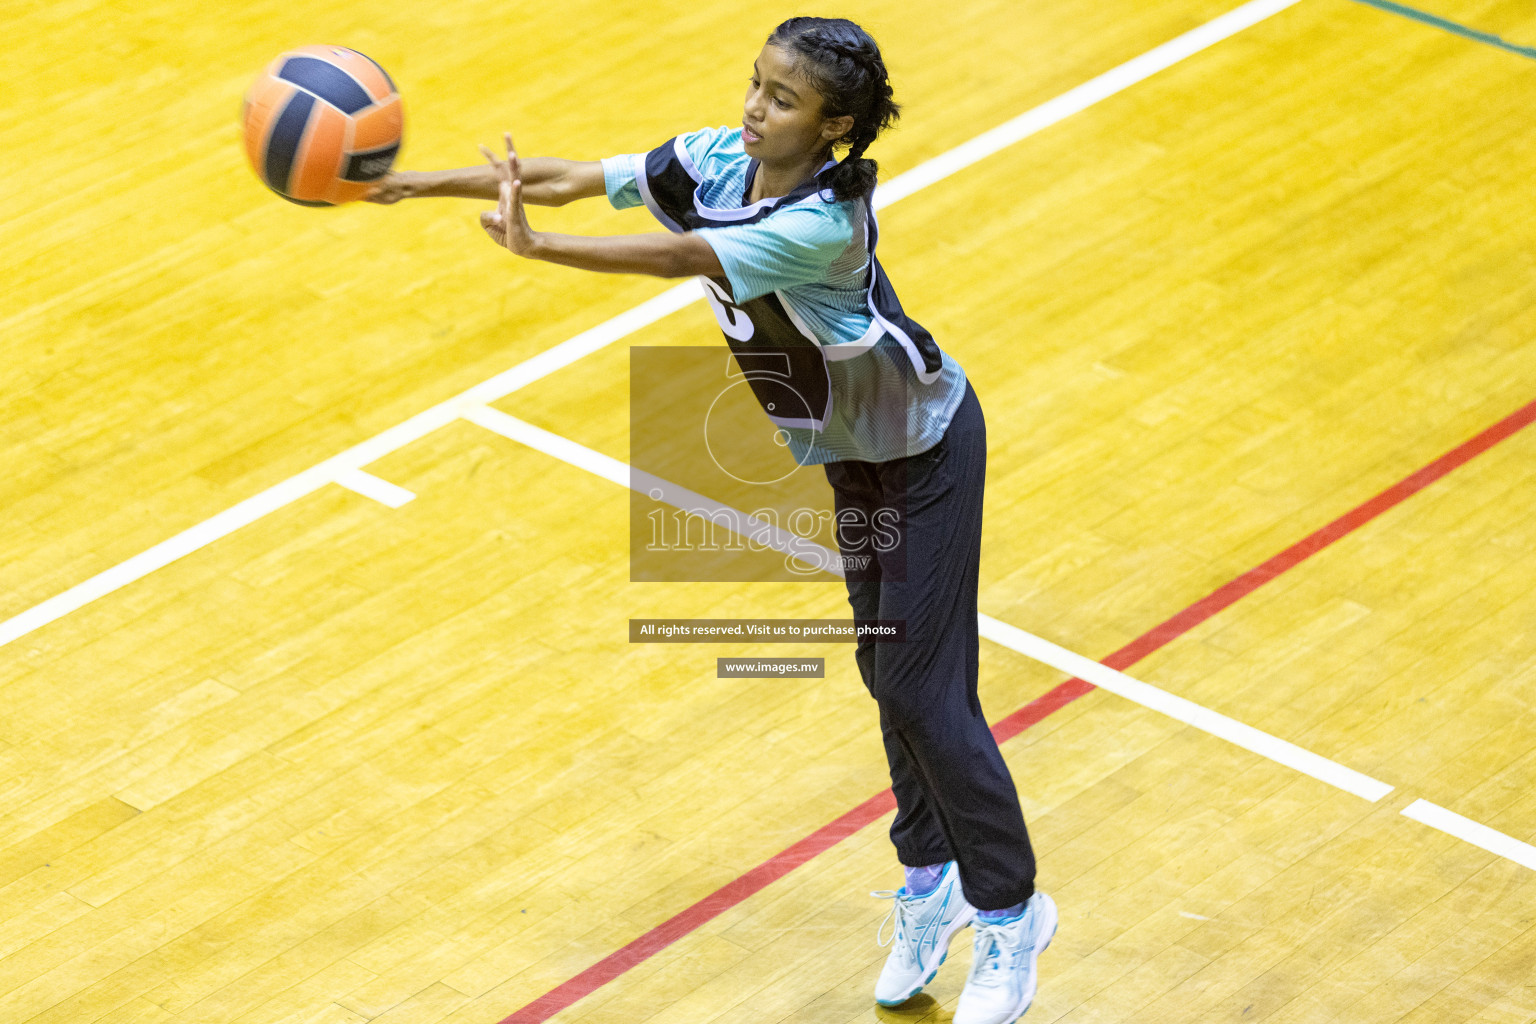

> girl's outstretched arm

[
  {"left": 478, "top": 133, "right": 724, "bottom": 280},
  {"left": 368, "top": 155, "right": 605, "bottom": 206}
]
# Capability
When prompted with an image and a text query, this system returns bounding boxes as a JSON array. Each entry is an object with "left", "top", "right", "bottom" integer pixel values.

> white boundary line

[
  {"left": 458, "top": 411, "right": 1393, "bottom": 802},
  {"left": 463, "top": 414, "right": 1536, "bottom": 878},
  {"left": 977, "top": 614, "right": 1395, "bottom": 801},
  {"left": 0, "top": 289, "right": 703, "bottom": 651},
  {"left": 461, "top": 405, "right": 838, "bottom": 576},
  {"left": 461, "top": 405, "right": 631, "bottom": 488},
  {"left": 0, "top": 0, "right": 1303, "bottom": 653},
  {"left": 335, "top": 468, "right": 416, "bottom": 508},
  {"left": 1402, "top": 799, "right": 1536, "bottom": 872},
  {"left": 872, "top": 0, "right": 1304, "bottom": 208}
]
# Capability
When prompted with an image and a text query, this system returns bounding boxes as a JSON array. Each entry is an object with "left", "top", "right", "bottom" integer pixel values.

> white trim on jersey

[
  {"left": 636, "top": 154, "right": 685, "bottom": 234},
  {"left": 694, "top": 191, "right": 783, "bottom": 222},
  {"left": 770, "top": 287, "right": 833, "bottom": 431},
  {"left": 774, "top": 288, "right": 827, "bottom": 349},
  {"left": 689, "top": 159, "right": 839, "bottom": 222},
  {"left": 673, "top": 136, "right": 702, "bottom": 183},
  {"left": 821, "top": 316, "right": 885, "bottom": 362},
  {"left": 862, "top": 203, "right": 943, "bottom": 385}
]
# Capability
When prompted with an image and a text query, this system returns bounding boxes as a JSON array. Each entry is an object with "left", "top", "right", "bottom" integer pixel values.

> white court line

[
  {"left": 1402, "top": 799, "right": 1536, "bottom": 872},
  {"left": 462, "top": 408, "right": 1394, "bottom": 804},
  {"left": 335, "top": 468, "right": 416, "bottom": 508},
  {"left": 0, "top": 0, "right": 1302, "bottom": 652},
  {"left": 978, "top": 615, "right": 1395, "bottom": 801},
  {"left": 0, "top": 402, "right": 455, "bottom": 650},
  {"left": 461, "top": 405, "right": 838, "bottom": 576},
  {"left": 11, "top": 0, "right": 1528, "bottom": 879},
  {"left": 465, "top": 415, "right": 1536, "bottom": 879},
  {"left": 872, "top": 0, "right": 1304, "bottom": 208},
  {"left": 461, "top": 405, "right": 630, "bottom": 489},
  {"left": 0, "top": 290, "right": 704, "bottom": 652}
]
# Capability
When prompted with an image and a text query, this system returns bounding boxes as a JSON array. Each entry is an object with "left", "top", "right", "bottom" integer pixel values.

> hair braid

[{"left": 766, "top": 17, "right": 901, "bottom": 203}]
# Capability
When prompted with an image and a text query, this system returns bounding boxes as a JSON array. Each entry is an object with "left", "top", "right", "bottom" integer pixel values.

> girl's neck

[{"left": 750, "top": 152, "right": 828, "bottom": 204}]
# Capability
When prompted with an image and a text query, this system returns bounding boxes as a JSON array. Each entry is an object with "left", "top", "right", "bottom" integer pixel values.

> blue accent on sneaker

[
  {"left": 956, "top": 892, "right": 1057, "bottom": 1024},
  {"left": 872, "top": 862, "right": 977, "bottom": 1006}
]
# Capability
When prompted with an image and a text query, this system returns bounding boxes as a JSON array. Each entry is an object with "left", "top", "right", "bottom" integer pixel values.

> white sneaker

[
  {"left": 954, "top": 891, "right": 1058, "bottom": 1024},
  {"left": 871, "top": 862, "right": 977, "bottom": 1006}
]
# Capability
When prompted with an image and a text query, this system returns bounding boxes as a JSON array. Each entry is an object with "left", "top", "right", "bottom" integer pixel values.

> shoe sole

[{"left": 875, "top": 905, "right": 978, "bottom": 1007}]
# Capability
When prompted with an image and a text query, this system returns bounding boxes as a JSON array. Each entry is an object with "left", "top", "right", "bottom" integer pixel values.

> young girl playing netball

[{"left": 369, "top": 16, "right": 1054, "bottom": 1022}]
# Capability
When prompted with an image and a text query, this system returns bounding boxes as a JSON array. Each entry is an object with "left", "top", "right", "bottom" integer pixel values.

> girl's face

[{"left": 743, "top": 44, "right": 854, "bottom": 164}]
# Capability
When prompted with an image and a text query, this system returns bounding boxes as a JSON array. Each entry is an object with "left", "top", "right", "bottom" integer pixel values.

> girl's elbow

[
  {"left": 663, "top": 249, "right": 702, "bottom": 279},
  {"left": 675, "top": 237, "right": 723, "bottom": 279},
  {"left": 661, "top": 258, "right": 688, "bottom": 280}
]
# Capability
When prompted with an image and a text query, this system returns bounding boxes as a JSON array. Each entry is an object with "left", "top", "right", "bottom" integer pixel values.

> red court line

[
  {"left": 1102, "top": 396, "right": 1536, "bottom": 672},
  {"left": 500, "top": 396, "right": 1536, "bottom": 1024},
  {"left": 499, "top": 789, "right": 895, "bottom": 1024}
]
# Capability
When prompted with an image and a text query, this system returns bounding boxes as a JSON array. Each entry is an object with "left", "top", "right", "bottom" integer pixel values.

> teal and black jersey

[{"left": 601, "top": 125, "right": 968, "bottom": 464}]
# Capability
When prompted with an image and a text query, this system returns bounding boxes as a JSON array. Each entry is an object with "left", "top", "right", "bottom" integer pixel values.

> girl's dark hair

[{"left": 766, "top": 17, "right": 900, "bottom": 203}]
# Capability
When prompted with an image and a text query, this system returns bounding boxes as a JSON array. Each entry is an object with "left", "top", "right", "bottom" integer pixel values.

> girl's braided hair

[{"left": 766, "top": 17, "right": 900, "bottom": 203}]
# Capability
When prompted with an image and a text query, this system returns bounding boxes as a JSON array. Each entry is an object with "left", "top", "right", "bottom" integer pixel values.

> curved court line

[
  {"left": 0, "top": 0, "right": 1303, "bottom": 653},
  {"left": 470, "top": 393, "right": 1536, "bottom": 1023}
]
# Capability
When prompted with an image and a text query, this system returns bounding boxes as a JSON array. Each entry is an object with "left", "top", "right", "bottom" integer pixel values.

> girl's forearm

[
  {"left": 408, "top": 157, "right": 586, "bottom": 204},
  {"left": 526, "top": 230, "right": 723, "bottom": 279}
]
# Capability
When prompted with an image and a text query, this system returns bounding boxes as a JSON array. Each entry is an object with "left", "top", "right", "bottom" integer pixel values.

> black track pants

[{"left": 823, "top": 381, "right": 1036, "bottom": 911}]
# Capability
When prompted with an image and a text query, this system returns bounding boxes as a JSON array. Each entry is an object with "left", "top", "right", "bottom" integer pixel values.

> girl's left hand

[{"left": 478, "top": 132, "right": 538, "bottom": 257}]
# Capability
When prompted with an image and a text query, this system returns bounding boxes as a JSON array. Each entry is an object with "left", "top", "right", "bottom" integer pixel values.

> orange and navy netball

[{"left": 241, "top": 45, "right": 403, "bottom": 206}]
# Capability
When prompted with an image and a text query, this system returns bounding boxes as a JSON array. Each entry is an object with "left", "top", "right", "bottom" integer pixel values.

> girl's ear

[{"left": 821, "top": 114, "right": 855, "bottom": 146}]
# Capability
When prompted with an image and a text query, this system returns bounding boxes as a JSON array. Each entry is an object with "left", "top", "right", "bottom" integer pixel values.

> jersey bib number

[
  {"left": 700, "top": 277, "right": 754, "bottom": 341},
  {"left": 698, "top": 276, "right": 832, "bottom": 431}
]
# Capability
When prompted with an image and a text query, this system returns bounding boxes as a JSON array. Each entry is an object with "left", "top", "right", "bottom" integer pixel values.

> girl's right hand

[{"left": 365, "top": 171, "right": 418, "bottom": 204}]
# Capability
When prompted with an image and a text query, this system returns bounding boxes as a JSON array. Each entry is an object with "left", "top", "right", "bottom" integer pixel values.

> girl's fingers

[
  {"left": 474, "top": 135, "right": 526, "bottom": 254},
  {"left": 479, "top": 143, "right": 512, "bottom": 182},
  {"left": 504, "top": 132, "right": 520, "bottom": 179}
]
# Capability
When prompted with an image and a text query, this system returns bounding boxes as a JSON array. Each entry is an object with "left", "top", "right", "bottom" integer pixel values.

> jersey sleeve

[
  {"left": 696, "top": 201, "right": 856, "bottom": 304},
  {"left": 599, "top": 152, "right": 645, "bottom": 211},
  {"left": 676, "top": 125, "right": 739, "bottom": 174},
  {"left": 600, "top": 126, "right": 735, "bottom": 213}
]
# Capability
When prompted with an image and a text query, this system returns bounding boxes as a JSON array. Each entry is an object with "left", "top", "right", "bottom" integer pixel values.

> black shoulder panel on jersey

[
  {"left": 868, "top": 255, "right": 944, "bottom": 377},
  {"left": 862, "top": 199, "right": 944, "bottom": 378},
  {"left": 640, "top": 136, "right": 835, "bottom": 234},
  {"left": 639, "top": 138, "right": 699, "bottom": 233},
  {"left": 636, "top": 138, "right": 944, "bottom": 411}
]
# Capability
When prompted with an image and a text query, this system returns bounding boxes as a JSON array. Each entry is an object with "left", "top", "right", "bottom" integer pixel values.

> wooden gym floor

[{"left": 4, "top": 0, "right": 1536, "bottom": 1020}]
